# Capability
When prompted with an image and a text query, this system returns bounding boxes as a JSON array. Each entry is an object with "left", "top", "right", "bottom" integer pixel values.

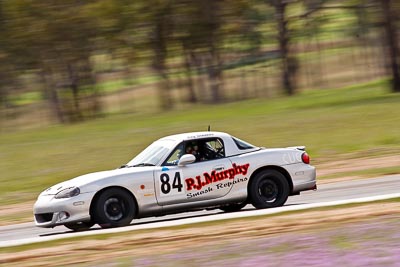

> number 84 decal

[{"left": 160, "top": 172, "right": 183, "bottom": 194}]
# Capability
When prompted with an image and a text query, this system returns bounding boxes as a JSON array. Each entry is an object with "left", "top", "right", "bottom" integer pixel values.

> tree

[
  {"left": 380, "top": 0, "right": 400, "bottom": 92},
  {"left": 175, "top": 0, "right": 258, "bottom": 103},
  {"left": 270, "top": 0, "right": 297, "bottom": 95},
  {"left": 5, "top": 0, "right": 101, "bottom": 122},
  {"left": 300, "top": 0, "right": 400, "bottom": 93},
  {"left": 0, "top": 0, "right": 18, "bottom": 109},
  {"left": 150, "top": 1, "right": 174, "bottom": 110},
  {"left": 173, "top": 0, "right": 226, "bottom": 103}
]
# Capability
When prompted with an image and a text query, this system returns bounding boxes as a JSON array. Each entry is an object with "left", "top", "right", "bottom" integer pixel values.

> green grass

[
  {"left": 95, "top": 75, "right": 160, "bottom": 94},
  {"left": 8, "top": 75, "right": 161, "bottom": 106},
  {"left": 1, "top": 79, "right": 400, "bottom": 205},
  {"left": 8, "top": 91, "right": 43, "bottom": 106}
]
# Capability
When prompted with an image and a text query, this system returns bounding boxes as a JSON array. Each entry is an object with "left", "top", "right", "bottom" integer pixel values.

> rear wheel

[
  {"left": 249, "top": 169, "right": 289, "bottom": 209},
  {"left": 92, "top": 188, "right": 136, "bottom": 228},
  {"left": 64, "top": 221, "right": 94, "bottom": 231},
  {"left": 219, "top": 201, "right": 247, "bottom": 212}
]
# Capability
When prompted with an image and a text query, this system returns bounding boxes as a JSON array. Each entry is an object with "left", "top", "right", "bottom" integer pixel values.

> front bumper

[{"left": 33, "top": 192, "right": 94, "bottom": 228}]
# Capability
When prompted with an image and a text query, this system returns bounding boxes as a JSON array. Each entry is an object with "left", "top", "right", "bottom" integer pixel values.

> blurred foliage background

[
  {"left": 1, "top": 0, "right": 400, "bottom": 207},
  {"left": 0, "top": 0, "right": 399, "bottom": 125}
]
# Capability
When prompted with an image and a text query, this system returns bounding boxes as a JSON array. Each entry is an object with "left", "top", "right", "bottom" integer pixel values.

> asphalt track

[{"left": 1, "top": 175, "right": 400, "bottom": 248}]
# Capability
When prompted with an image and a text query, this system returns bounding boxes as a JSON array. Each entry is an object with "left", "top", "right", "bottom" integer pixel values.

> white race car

[{"left": 34, "top": 131, "right": 316, "bottom": 231}]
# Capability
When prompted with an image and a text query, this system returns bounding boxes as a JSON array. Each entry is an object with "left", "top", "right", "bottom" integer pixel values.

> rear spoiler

[{"left": 286, "top": 146, "right": 306, "bottom": 151}]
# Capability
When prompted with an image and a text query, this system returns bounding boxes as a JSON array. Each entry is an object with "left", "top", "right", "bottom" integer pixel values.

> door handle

[{"left": 213, "top": 167, "right": 224, "bottom": 171}]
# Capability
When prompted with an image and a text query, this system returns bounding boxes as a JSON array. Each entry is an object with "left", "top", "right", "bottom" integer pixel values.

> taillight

[{"left": 302, "top": 152, "right": 310, "bottom": 164}]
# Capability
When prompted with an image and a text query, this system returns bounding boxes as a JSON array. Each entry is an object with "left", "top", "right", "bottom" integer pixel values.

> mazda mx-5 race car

[{"left": 34, "top": 131, "right": 316, "bottom": 231}]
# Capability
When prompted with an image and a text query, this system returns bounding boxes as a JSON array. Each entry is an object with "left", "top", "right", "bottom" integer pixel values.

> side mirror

[{"left": 178, "top": 154, "right": 196, "bottom": 166}]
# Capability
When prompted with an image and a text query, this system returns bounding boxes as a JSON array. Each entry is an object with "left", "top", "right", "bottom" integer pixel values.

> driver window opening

[
  {"left": 185, "top": 138, "right": 225, "bottom": 163},
  {"left": 164, "top": 138, "right": 225, "bottom": 166}
]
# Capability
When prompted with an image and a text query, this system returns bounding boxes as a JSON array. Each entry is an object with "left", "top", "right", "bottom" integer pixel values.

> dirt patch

[
  {"left": 0, "top": 202, "right": 33, "bottom": 217},
  {"left": 2, "top": 201, "right": 400, "bottom": 266},
  {"left": 316, "top": 155, "right": 400, "bottom": 178},
  {"left": 0, "top": 202, "right": 34, "bottom": 226}
]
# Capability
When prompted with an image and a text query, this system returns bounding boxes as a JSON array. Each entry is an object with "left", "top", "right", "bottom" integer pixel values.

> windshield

[{"left": 127, "top": 139, "right": 177, "bottom": 167}]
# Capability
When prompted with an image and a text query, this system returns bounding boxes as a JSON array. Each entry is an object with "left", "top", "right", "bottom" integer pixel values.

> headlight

[{"left": 55, "top": 187, "right": 80, "bottom": 199}]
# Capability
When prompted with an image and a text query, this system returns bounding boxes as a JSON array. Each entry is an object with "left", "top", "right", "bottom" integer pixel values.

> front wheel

[
  {"left": 92, "top": 188, "right": 136, "bottom": 229},
  {"left": 249, "top": 169, "right": 289, "bottom": 209}
]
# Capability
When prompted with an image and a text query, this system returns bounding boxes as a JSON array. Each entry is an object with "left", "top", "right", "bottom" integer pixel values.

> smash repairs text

[{"left": 185, "top": 163, "right": 250, "bottom": 192}]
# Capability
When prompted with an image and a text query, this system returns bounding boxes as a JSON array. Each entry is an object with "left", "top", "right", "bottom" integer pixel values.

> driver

[
  {"left": 186, "top": 142, "right": 203, "bottom": 161},
  {"left": 185, "top": 144, "right": 194, "bottom": 155}
]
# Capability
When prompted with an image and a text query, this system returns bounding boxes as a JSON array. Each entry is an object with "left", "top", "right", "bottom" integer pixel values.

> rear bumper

[{"left": 285, "top": 163, "right": 317, "bottom": 193}]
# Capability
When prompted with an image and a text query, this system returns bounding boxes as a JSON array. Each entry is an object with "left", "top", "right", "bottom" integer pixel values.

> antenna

[{"left": 208, "top": 125, "right": 211, "bottom": 131}]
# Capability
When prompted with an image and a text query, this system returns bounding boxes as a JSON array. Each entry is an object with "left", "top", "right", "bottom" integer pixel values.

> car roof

[
  {"left": 159, "top": 131, "right": 260, "bottom": 157},
  {"left": 160, "top": 131, "right": 231, "bottom": 142}
]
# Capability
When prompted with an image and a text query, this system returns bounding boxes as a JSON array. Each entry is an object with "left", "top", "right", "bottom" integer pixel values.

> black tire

[
  {"left": 64, "top": 221, "right": 95, "bottom": 231},
  {"left": 249, "top": 169, "right": 290, "bottom": 209},
  {"left": 92, "top": 188, "right": 136, "bottom": 228},
  {"left": 219, "top": 201, "right": 247, "bottom": 212}
]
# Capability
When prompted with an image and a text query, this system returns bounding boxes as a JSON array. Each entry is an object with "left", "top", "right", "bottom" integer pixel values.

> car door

[{"left": 154, "top": 138, "right": 234, "bottom": 205}]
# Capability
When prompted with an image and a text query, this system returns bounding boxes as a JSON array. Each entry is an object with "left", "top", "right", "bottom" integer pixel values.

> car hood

[{"left": 40, "top": 167, "right": 153, "bottom": 196}]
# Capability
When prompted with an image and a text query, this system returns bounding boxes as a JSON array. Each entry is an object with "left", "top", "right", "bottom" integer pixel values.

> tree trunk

[
  {"left": 67, "top": 63, "right": 82, "bottom": 120},
  {"left": 274, "top": 0, "right": 296, "bottom": 95},
  {"left": 191, "top": 52, "right": 207, "bottom": 102},
  {"left": 82, "top": 58, "right": 101, "bottom": 117},
  {"left": 240, "top": 69, "right": 248, "bottom": 100},
  {"left": 204, "top": 0, "right": 223, "bottom": 103},
  {"left": 41, "top": 70, "right": 65, "bottom": 123},
  {"left": 0, "top": 69, "right": 9, "bottom": 109},
  {"left": 157, "top": 71, "right": 172, "bottom": 110},
  {"left": 183, "top": 46, "right": 197, "bottom": 103},
  {"left": 152, "top": 11, "right": 173, "bottom": 110},
  {"left": 381, "top": 0, "right": 400, "bottom": 92},
  {"left": 207, "top": 46, "right": 223, "bottom": 103}
]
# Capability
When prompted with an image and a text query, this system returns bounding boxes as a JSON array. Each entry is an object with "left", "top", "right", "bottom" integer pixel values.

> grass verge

[{"left": 1, "top": 78, "right": 399, "bottom": 206}]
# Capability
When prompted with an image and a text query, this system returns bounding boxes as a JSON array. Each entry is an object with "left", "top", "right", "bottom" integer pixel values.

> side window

[
  {"left": 164, "top": 143, "right": 184, "bottom": 166},
  {"left": 232, "top": 137, "right": 255, "bottom": 150},
  {"left": 203, "top": 138, "right": 225, "bottom": 159},
  {"left": 188, "top": 138, "right": 224, "bottom": 162},
  {"left": 164, "top": 138, "right": 226, "bottom": 165}
]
